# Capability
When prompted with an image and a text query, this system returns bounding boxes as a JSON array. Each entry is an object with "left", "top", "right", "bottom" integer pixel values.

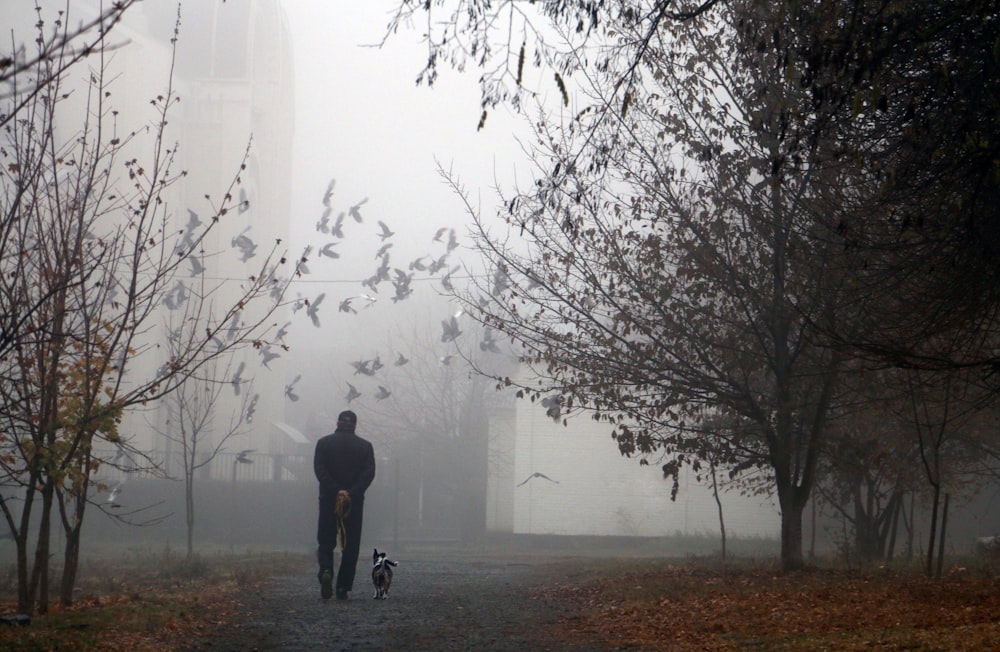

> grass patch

[{"left": 0, "top": 549, "right": 309, "bottom": 651}]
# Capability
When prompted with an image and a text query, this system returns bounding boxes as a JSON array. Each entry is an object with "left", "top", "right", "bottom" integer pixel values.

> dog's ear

[{"left": 373, "top": 548, "right": 379, "bottom": 562}]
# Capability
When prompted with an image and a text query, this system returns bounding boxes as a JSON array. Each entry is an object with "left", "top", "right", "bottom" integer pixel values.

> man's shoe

[
  {"left": 319, "top": 570, "right": 333, "bottom": 600},
  {"left": 335, "top": 589, "right": 349, "bottom": 601}
]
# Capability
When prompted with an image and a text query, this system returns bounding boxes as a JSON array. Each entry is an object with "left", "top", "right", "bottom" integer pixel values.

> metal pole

[{"left": 393, "top": 458, "right": 399, "bottom": 551}]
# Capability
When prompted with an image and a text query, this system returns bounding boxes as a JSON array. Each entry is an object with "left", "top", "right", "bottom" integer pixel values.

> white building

[{"left": 488, "top": 394, "right": 781, "bottom": 539}]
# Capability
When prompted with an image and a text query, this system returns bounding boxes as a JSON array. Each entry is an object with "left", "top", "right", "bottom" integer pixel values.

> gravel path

[{"left": 185, "top": 549, "right": 605, "bottom": 652}]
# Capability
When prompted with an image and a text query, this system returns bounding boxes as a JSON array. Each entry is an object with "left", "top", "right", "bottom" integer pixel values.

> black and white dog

[{"left": 371, "top": 548, "right": 398, "bottom": 600}]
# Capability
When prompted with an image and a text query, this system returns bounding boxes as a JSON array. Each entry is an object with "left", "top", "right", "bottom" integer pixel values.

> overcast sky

[{"left": 282, "top": 1, "right": 528, "bottom": 261}]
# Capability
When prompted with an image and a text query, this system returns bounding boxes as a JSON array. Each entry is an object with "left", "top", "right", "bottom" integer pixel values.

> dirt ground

[
  {"left": 176, "top": 543, "right": 1000, "bottom": 652},
  {"left": 182, "top": 548, "right": 603, "bottom": 652}
]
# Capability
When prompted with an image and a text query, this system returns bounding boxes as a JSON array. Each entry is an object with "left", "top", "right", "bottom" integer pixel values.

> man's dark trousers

[{"left": 317, "top": 496, "right": 364, "bottom": 593}]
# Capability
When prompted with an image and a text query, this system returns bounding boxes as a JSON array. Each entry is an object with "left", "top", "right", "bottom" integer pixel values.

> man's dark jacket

[{"left": 313, "top": 427, "right": 376, "bottom": 502}]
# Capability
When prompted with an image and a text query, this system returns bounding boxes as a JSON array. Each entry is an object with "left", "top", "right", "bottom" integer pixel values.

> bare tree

[
  {"left": 383, "top": 0, "right": 1000, "bottom": 374},
  {"left": 0, "top": 2, "right": 139, "bottom": 122},
  {"left": 817, "top": 372, "right": 921, "bottom": 564},
  {"left": 341, "top": 314, "right": 512, "bottom": 543},
  {"left": 0, "top": 10, "right": 292, "bottom": 613},
  {"left": 151, "top": 349, "right": 254, "bottom": 560},
  {"left": 898, "top": 366, "right": 995, "bottom": 577},
  {"left": 438, "top": 0, "right": 865, "bottom": 570}
]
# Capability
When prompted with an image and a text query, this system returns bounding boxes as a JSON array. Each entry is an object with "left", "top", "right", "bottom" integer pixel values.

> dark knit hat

[{"left": 337, "top": 410, "right": 357, "bottom": 430}]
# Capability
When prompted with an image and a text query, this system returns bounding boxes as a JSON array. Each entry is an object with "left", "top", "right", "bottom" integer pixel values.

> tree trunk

[
  {"left": 778, "top": 485, "right": 806, "bottom": 570},
  {"left": 925, "top": 482, "right": 941, "bottom": 577},
  {"left": 904, "top": 493, "right": 915, "bottom": 561},
  {"left": 30, "top": 481, "right": 54, "bottom": 614},
  {"left": 809, "top": 496, "right": 817, "bottom": 561},
  {"left": 15, "top": 528, "right": 30, "bottom": 613},
  {"left": 853, "top": 486, "right": 879, "bottom": 561},
  {"left": 709, "top": 460, "right": 727, "bottom": 561},
  {"left": 57, "top": 484, "right": 88, "bottom": 607},
  {"left": 60, "top": 525, "right": 81, "bottom": 606},
  {"left": 935, "top": 492, "right": 950, "bottom": 579},
  {"left": 186, "top": 471, "right": 195, "bottom": 559},
  {"left": 13, "top": 475, "right": 38, "bottom": 613},
  {"left": 885, "top": 494, "right": 902, "bottom": 562}
]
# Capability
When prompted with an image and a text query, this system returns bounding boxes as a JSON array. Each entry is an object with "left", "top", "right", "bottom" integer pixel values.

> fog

[{"left": 4, "top": 0, "right": 1000, "bottom": 572}]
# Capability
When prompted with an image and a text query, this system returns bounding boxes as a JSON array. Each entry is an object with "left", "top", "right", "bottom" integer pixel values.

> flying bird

[
  {"left": 306, "top": 293, "right": 325, "bottom": 327},
  {"left": 440, "top": 315, "right": 462, "bottom": 343},
  {"left": 319, "top": 242, "right": 340, "bottom": 259},
  {"left": 104, "top": 283, "right": 120, "bottom": 308},
  {"left": 316, "top": 207, "right": 331, "bottom": 233},
  {"left": 275, "top": 321, "right": 291, "bottom": 341},
  {"left": 284, "top": 374, "right": 301, "bottom": 402},
  {"left": 188, "top": 255, "right": 205, "bottom": 277},
  {"left": 432, "top": 226, "right": 449, "bottom": 242},
  {"left": 351, "top": 359, "right": 375, "bottom": 376},
  {"left": 106, "top": 481, "right": 124, "bottom": 506},
  {"left": 163, "top": 280, "right": 188, "bottom": 310},
  {"left": 517, "top": 472, "right": 560, "bottom": 487},
  {"left": 330, "top": 212, "right": 345, "bottom": 238},
  {"left": 186, "top": 208, "right": 203, "bottom": 230},
  {"left": 226, "top": 310, "right": 243, "bottom": 341},
  {"left": 540, "top": 395, "right": 562, "bottom": 421},
  {"left": 238, "top": 186, "right": 250, "bottom": 213},
  {"left": 260, "top": 345, "right": 280, "bottom": 368},
  {"left": 297, "top": 245, "right": 313, "bottom": 276},
  {"left": 374, "top": 255, "right": 391, "bottom": 282},
  {"left": 375, "top": 242, "right": 394, "bottom": 259},
  {"left": 246, "top": 393, "right": 259, "bottom": 423},
  {"left": 492, "top": 267, "right": 510, "bottom": 296},
  {"left": 376, "top": 220, "right": 394, "bottom": 241},
  {"left": 345, "top": 382, "right": 361, "bottom": 403},
  {"left": 446, "top": 229, "right": 459, "bottom": 252},
  {"left": 322, "top": 178, "right": 336, "bottom": 208},
  {"left": 394, "top": 353, "right": 409, "bottom": 366},
  {"left": 231, "top": 227, "right": 257, "bottom": 261},
  {"left": 374, "top": 385, "right": 391, "bottom": 401},
  {"left": 230, "top": 361, "right": 246, "bottom": 396},
  {"left": 348, "top": 197, "right": 368, "bottom": 223},
  {"left": 339, "top": 297, "right": 357, "bottom": 314},
  {"left": 391, "top": 269, "right": 413, "bottom": 303},
  {"left": 370, "top": 355, "right": 384, "bottom": 373},
  {"left": 439, "top": 354, "right": 455, "bottom": 366},
  {"left": 479, "top": 328, "right": 501, "bottom": 353},
  {"left": 269, "top": 274, "right": 286, "bottom": 302},
  {"left": 427, "top": 254, "right": 449, "bottom": 274}
]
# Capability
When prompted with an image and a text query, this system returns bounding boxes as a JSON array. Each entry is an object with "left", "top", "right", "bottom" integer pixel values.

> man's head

[{"left": 337, "top": 410, "right": 358, "bottom": 432}]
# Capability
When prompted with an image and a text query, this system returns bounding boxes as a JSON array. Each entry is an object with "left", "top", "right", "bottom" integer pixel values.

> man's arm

[
  {"left": 349, "top": 441, "right": 376, "bottom": 499},
  {"left": 314, "top": 438, "right": 336, "bottom": 495}
]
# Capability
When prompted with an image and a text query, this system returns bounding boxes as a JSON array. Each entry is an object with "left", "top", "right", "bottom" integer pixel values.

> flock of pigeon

[
  {"left": 161, "top": 178, "right": 510, "bottom": 419},
  {"left": 300, "top": 180, "right": 492, "bottom": 408}
]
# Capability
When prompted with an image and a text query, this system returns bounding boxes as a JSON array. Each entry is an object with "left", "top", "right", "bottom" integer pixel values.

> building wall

[
  {"left": 109, "top": 0, "right": 297, "bottom": 459},
  {"left": 502, "top": 396, "right": 781, "bottom": 539}
]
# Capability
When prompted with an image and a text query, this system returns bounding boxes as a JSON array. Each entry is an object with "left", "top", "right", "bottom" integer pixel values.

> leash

[{"left": 335, "top": 493, "right": 351, "bottom": 550}]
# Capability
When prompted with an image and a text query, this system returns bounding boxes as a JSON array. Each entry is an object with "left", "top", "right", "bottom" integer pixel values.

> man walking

[{"left": 314, "top": 410, "right": 376, "bottom": 600}]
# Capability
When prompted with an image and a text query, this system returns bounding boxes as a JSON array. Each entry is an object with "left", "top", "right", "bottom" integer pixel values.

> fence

[{"left": 93, "top": 450, "right": 312, "bottom": 484}]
